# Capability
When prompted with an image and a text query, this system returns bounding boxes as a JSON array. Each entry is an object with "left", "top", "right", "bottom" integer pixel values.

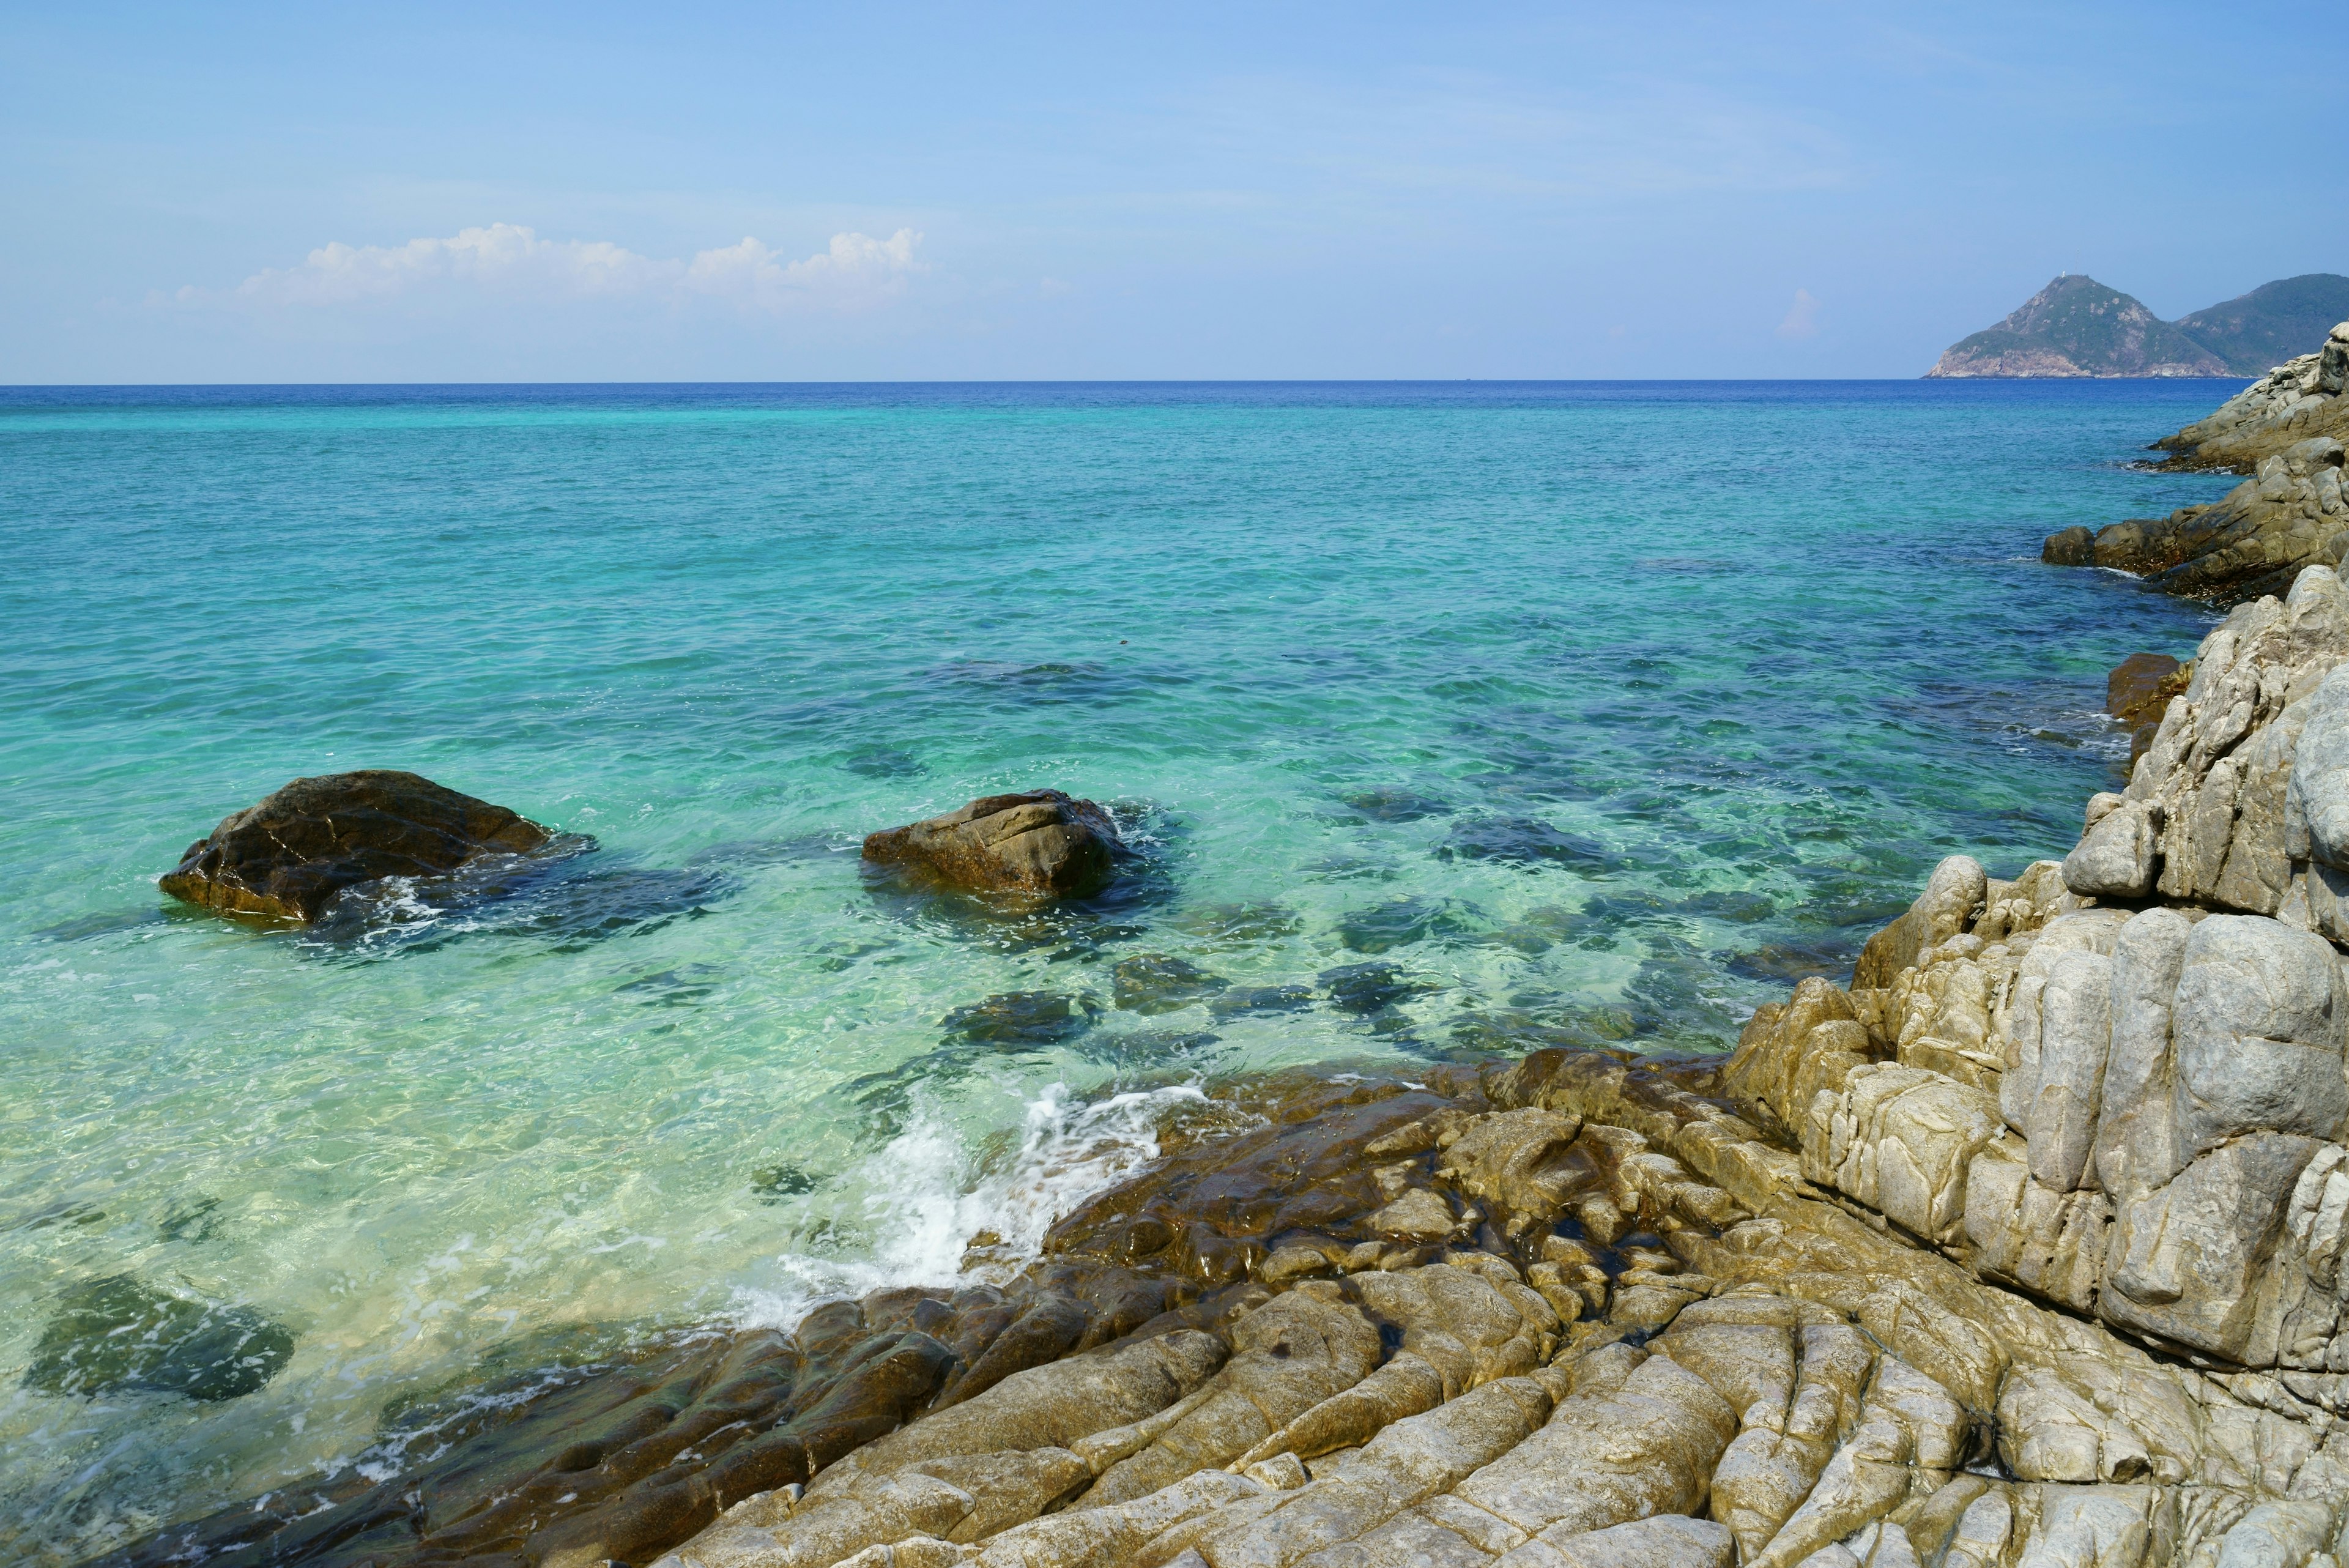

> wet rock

[
  {"left": 24, "top": 1275, "right": 293, "bottom": 1401},
  {"left": 863, "top": 790, "right": 1127, "bottom": 900},
  {"left": 2107, "top": 652, "right": 2192, "bottom": 765},
  {"left": 159, "top": 770, "right": 551, "bottom": 921},
  {"left": 1316, "top": 960, "right": 1429, "bottom": 1015},
  {"left": 1111, "top": 954, "right": 1227, "bottom": 1015}
]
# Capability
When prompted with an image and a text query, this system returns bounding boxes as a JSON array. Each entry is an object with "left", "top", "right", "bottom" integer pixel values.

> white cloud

[
  {"left": 177, "top": 223, "right": 924, "bottom": 313},
  {"left": 1776, "top": 288, "right": 1822, "bottom": 340}
]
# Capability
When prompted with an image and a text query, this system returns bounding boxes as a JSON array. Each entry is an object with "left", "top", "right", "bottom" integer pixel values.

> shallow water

[{"left": 0, "top": 379, "right": 2234, "bottom": 1560}]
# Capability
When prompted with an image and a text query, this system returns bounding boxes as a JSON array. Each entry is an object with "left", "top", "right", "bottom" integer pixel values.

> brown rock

[
  {"left": 2106, "top": 652, "right": 2192, "bottom": 765},
  {"left": 861, "top": 789, "right": 1126, "bottom": 900},
  {"left": 158, "top": 770, "right": 551, "bottom": 921}
]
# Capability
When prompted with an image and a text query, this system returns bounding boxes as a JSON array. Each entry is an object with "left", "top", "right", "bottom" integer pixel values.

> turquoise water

[{"left": 1, "top": 381, "right": 2235, "bottom": 1559}]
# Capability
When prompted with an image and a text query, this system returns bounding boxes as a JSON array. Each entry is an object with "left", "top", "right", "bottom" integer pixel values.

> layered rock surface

[
  {"left": 159, "top": 770, "right": 552, "bottom": 921},
  {"left": 111, "top": 582, "right": 2349, "bottom": 1568}
]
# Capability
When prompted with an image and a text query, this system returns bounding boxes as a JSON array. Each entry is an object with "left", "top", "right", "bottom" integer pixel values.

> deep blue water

[{"left": 0, "top": 379, "right": 2237, "bottom": 1560}]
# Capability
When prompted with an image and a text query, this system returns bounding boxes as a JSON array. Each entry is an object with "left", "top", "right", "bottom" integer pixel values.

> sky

[{"left": 2, "top": 2, "right": 2343, "bottom": 382}]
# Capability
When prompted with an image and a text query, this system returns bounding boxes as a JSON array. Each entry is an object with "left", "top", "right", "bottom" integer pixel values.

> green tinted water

[{"left": 0, "top": 381, "right": 2232, "bottom": 1559}]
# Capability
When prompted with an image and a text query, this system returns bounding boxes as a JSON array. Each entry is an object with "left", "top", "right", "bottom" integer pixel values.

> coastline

[{"left": 13, "top": 381, "right": 2292, "bottom": 1568}]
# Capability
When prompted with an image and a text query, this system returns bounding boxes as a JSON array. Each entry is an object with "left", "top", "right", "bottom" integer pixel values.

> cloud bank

[{"left": 173, "top": 224, "right": 924, "bottom": 313}]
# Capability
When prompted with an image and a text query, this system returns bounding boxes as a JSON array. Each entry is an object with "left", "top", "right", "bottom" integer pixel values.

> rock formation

[
  {"left": 2043, "top": 434, "right": 2348, "bottom": 604},
  {"left": 158, "top": 769, "right": 552, "bottom": 922},
  {"left": 2153, "top": 324, "right": 2349, "bottom": 473},
  {"left": 107, "top": 581, "right": 2349, "bottom": 1567},
  {"left": 864, "top": 790, "right": 1129, "bottom": 901},
  {"left": 2038, "top": 325, "right": 2349, "bottom": 605}
]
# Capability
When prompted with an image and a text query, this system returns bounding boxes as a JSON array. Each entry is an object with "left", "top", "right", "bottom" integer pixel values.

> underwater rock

[
  {"left": 158, "top": 769, "right": 551, "bottom": 922},
  {"left": 940, "top": 990, "right": 1100, "bottom": 1047},
  {"left": 863, "top": 790, "right": 1127, "bottom": 901},
  {"left": 1438, "top": 815, "right": 1612, "bottom": 869},
  {"left": 1110, "top": 953, "right": 1228, "bottom": 1014},
  {"left": 24, "top": 1274, "right": 293, "bottom": 1402}
]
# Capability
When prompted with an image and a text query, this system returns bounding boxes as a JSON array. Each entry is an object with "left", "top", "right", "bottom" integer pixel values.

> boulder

[
  {"left": 159, "top": 770, "right": 551, "bottom": 921},
  {"left": 863, "top": 789, "right": 1127, "bottom": 900}
]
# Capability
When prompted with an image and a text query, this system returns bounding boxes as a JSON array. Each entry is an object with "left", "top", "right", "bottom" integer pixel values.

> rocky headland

[
  {"left": 103, "top": 571, "right": 2349, "bottom": 1567},
  {"left": 2043, "top": 325, "right": 2349, "bottom": 604},
  {"left": 1929, "top": 275, "right": 2349, "bottom": 381}
]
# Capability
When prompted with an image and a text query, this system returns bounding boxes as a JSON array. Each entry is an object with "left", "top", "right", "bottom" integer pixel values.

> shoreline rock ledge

[
  {"left": 158, "top": 769, "right": 551, "bottom": 921},
  {"left": 109, "top": 588, "right": 2349, "bottom": 1568},
  {"left": 863, "top": 789, "right": 1128, "bottom": 900},
  {"left": 2043, "top": 324, "right": 2349, "bottom": 604},
  {"left": 629, "top": 571, "right": 2349, "bottom": 1568}
]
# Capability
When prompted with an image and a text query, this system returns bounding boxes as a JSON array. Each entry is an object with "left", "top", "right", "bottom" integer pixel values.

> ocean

[{"left": 0, "top": 379, "right": 2238, "bottom": 1561}]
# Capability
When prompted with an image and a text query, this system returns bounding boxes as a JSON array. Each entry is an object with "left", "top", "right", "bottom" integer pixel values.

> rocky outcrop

[
  {"left": 109, "top": 575, "right": 2349, "bottom": 1567},
  {"left": 2153, "top": 324, "right": 2349, "bottom": 473},
  {"left": 2041, "top": 325, "right": 2349, "bottom": 605},
  {"left": 864, "top": 790, "right": 1128, "bottom": 901},
  {"left": 2042, "top": 436, "right": 2349, "bottom": 603},
  {"left": 158, "top": 769, "right": 552, "bottom": 921}
]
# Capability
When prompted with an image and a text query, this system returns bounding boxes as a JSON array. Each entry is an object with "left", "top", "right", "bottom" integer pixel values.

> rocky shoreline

[
  {"left": 2043, "top": 325, "right": 2349, "bottom": 603},
  {"left": 92, "top": 439, "right": 2349, "bottom": 1565}
]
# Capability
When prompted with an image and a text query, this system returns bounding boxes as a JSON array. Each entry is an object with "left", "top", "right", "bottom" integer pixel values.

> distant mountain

[
  {"left": 2172, "top": 273, "right": 2349, "bottom": 374},
  {"left": 1926, "top": 275, "right": 2228, "bottom": 378}
]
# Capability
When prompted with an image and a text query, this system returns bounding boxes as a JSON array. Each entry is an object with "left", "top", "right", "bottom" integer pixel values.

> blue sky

[{"left": 3, "top": 1, "right": 2342, "bottom": 382}]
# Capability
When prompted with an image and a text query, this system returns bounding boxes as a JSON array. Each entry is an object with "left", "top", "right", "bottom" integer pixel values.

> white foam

[{"left": 733, "top": 1080, "right": 1203, "bottom": 1331}]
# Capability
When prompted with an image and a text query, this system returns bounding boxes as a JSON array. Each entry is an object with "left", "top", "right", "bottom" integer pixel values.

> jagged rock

[
  {"left": 863, "top": 790, "right": 1127, "bottom": 900},
  {"left": 158, "top": 769, "right": 551, "bottom": 921},
  {"left": 1855, "top": 856, "right": 1987, "bottom": 989}
]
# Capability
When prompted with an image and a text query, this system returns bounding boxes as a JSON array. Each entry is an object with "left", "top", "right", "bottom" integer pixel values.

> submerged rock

[
  {"left": 25, "top": 1275, "right": 292, "bottom": 1402},
  {"left": 1110, "top": 953, "right": 1227, "bottom": 1015},
  {"left": 159, "top": 769, "right": 551, "bottom": 921},
  {"left": 863, "top": 790, "right": 1127, "bottom": 901}
]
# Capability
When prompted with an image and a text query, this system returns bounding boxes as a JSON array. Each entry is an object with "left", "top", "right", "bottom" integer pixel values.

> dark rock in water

[
  {"left": 862, "top": 789, "right": 1127, "bottom": 900},
  {"left": 1335, "top": 896, "right": 1482, "bottom": 954},
  {"left": 941, "top": 990, "right": 1099, "bottom": 1046},
  {"left": 104, "top": 1299, "right": 1000, "bottom": 1568},
  {"left": 1725, "top": 939, "right": 1861, "bottom": 985},
  {"left": 1207, "top": 983, "right": 1316, "bottom": 1020},
  {"left": 751, "top": 1163, "right": 820, "bottom": 1200},
  {"left": 1436, "top": 816, "right": 1611, "bottom": 870},
  {"left": 1317, "top": 961, "right": 1431, "bottom": 1015},
  {"left": 841, "top": 745, "right": 927, "bottom": 779},
  {"left": 2107, "top": 650, "right": 2192, "bottom": 765},
  {"left": 24, "top": 1275, "right": 293, "bottom": 1401},
  {"left": 1672, "top": 889, "right": 1776, "bottom": 924},
  {"left": 2042, "top": 525, "right": 2096, "bottom": 567},
  {"left": 1167, "top": 901, "right": 1302, "bottom": 945},
  {"left": 1338, "top": 786, "right": 1450, "bottom": 822},
  {"left": 1111, "top": 953, "right": 1228, "bottom": 1014},
  {"left": 160, "top": 770, "right": 551, "bottom": 922}
]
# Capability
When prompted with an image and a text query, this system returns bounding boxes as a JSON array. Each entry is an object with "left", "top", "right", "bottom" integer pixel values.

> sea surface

[{"left": 0, "top": 379, "right": 2241, "bottom": 1561}]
